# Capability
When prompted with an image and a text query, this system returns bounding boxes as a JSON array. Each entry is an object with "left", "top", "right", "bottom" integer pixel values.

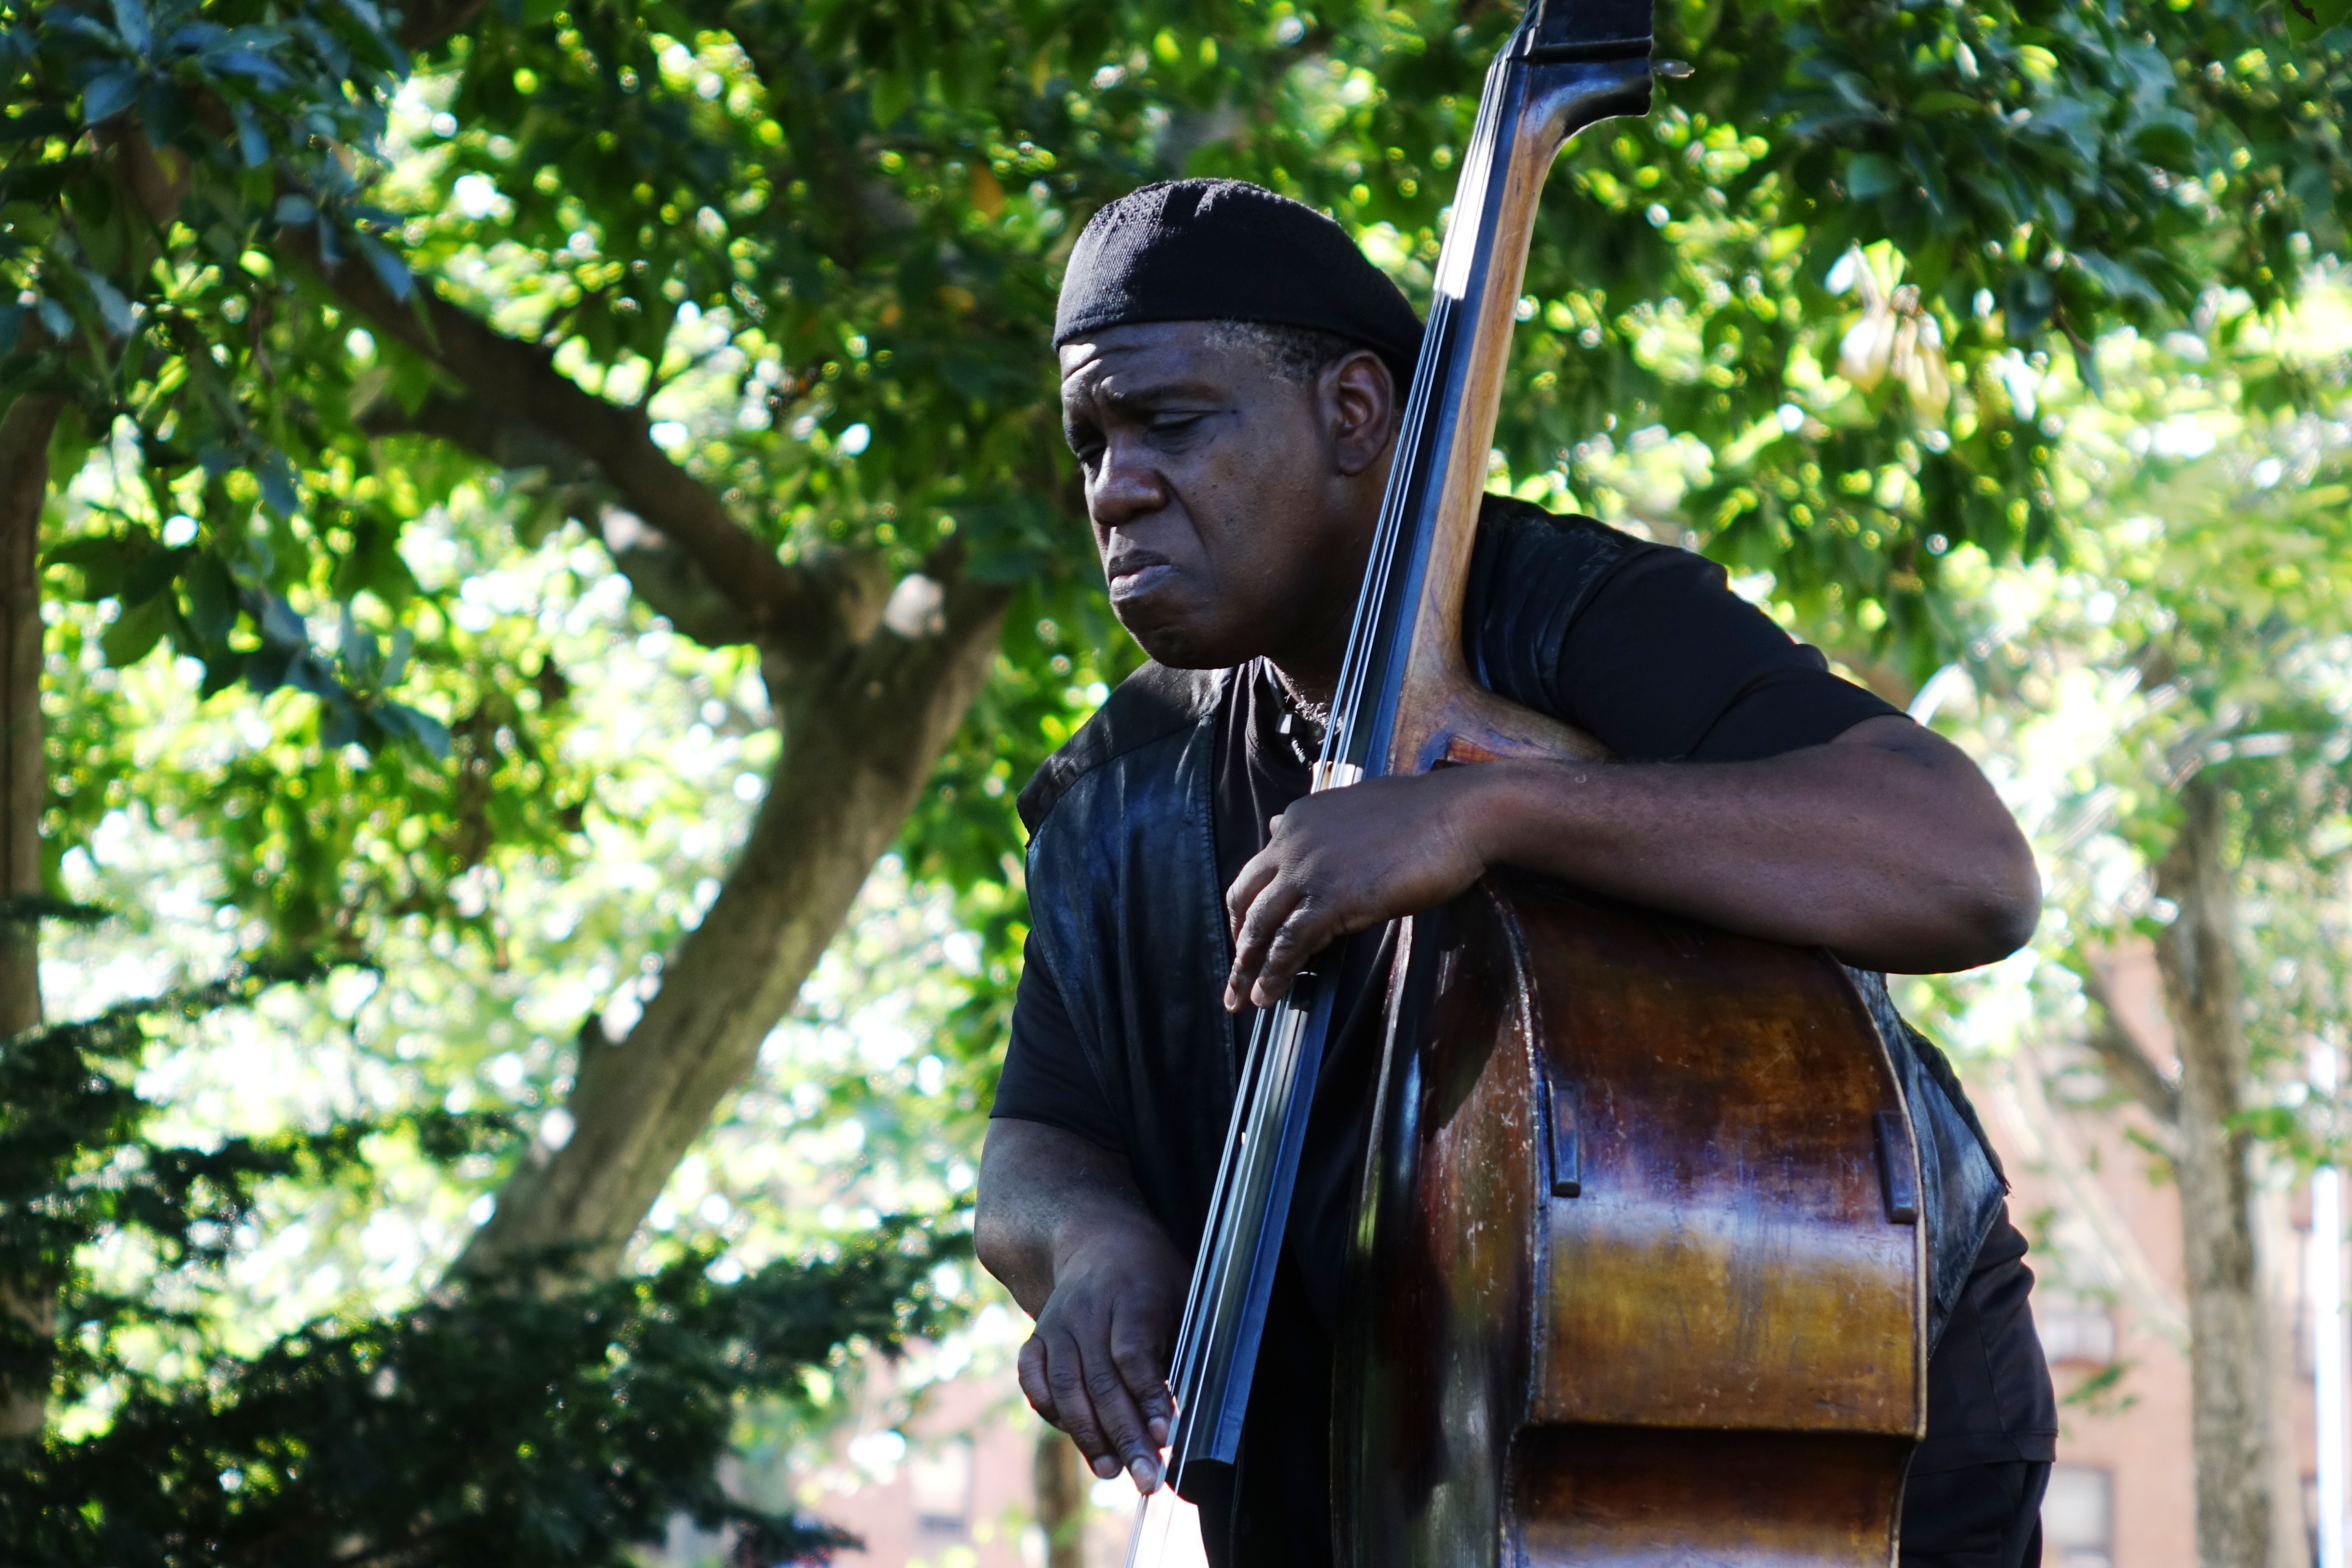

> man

[{"left": 975, "top": 179, "right": 2056, "bottom": 1568}]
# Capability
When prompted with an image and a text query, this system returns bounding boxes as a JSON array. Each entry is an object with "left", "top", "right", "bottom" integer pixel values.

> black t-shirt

[
  {"left": 994, "top": 539, "right": 1898, "bottom": 1166},
  {"left": 992, "top": 525, "right": 2052, "bottom": 1487}
]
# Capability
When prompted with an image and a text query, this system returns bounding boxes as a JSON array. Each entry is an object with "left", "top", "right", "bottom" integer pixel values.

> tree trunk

[
  {"left": 2153, "top": 775, "right": 2276, "bottom": 1568},
  {"left": 1034, "top": 1427, "right": 1090, "bottom": 1568},
  {"left": 0, "top": 392, "right": 61, "bottom": 1438},
  {"left": 300, "top": 233, "right": 1035, "bottom": 1285},
  {"left": 458, "top": 580, "right": 1008, "bottom": 1277}
]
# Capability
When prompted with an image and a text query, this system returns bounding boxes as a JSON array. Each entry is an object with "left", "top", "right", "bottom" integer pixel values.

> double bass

[{"left": 1130, "top": 1, "right": 1927, "bottom": 1564}]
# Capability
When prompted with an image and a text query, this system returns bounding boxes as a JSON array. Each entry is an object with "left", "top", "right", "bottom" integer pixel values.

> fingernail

[
  {"left": 1148, "top": 1417, "right": 1169, "bottom": 1446},
  {"left": 1093, "top": 1457, "right": 1120, "bottom": 1480},
  {"left": 1130, "top": 1457, "right": 1161, "bottom": 1492}
]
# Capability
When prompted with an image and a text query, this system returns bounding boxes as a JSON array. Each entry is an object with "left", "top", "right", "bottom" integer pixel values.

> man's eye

[{"left": 1150, "top": 415, "right": 1207, "bottom": 441}]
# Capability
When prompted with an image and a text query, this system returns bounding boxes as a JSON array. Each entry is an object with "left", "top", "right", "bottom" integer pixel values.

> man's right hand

[
  {"left": 976, "top": 1118, "right": 1189, "bottom": 1494},
  {"left": 1016, "top": 1220, "right": 1186, "bottom": 1490}
]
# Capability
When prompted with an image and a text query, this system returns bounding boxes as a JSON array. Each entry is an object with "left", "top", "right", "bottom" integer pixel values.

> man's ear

[{"left": 1324, "top": 349, "right": 1398, "bottom": 476}]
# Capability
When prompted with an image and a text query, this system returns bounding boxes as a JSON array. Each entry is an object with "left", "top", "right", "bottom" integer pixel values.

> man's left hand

[{"left": 1224, "top": 769, "right": 1490, "bottom": 1011}]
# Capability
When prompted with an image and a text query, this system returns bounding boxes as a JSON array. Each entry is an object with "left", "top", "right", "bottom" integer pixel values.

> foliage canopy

[{"left": 4, "top": 0, "right": 2349, "bottom": 1555}]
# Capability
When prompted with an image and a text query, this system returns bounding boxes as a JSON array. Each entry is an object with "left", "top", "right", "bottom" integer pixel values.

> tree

[
  {"left": 1908, "top": 288, "right": 2352, "bottom": 1568},
  {"left": 4, "top": 0, "right": 2349, "bottom": 1554},
  {"left": 0, "top": 964, "right": 965, "bottom": 1565}
]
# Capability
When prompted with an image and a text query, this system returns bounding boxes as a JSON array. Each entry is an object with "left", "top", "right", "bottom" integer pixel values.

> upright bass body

[
  {"left": 1125, "top": 2, "right": 1931, "bottom": 1562},
  {"left": 1316, "top": 2, "right": 1929, "bottom": 1560},
  {"left": 1336, "top": 882, "right": 1925, "bottom": 1568}
]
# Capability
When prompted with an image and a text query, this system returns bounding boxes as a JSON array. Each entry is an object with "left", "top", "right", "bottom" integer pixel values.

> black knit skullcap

[{"left": 1054, "top": 179, "right": 1424, "bottom": 381}]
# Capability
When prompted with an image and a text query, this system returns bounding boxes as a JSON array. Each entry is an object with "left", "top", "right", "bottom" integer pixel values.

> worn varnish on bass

[
  {"left": 1331, "top": 1, "right": 1927, "bottom": 1562},
  {"left": 1336, "top": 881, "right": 1923, "bottom": 1566}
]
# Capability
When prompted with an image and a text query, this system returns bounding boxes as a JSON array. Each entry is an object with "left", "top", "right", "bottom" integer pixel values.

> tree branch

[
  {"left": 373, "top": 393, "right": 898, "bottom": 650},
  {"left": 374, "top": 388, "right": 586, "bottom": 477},
  {"left": 289, "top": 232, "right": 852, "bottom": 664},
  {"left": 454, "top": 572, "right": 1014, "bottom": 1280},
  {"left": 2079, "top": 963, "right": 2182, "bottom": 1126}
]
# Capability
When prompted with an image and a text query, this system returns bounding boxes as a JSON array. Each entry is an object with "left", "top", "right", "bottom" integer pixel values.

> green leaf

[
  {"left": 2284, "top": 0, "right": 2352, "bottom": 43},
  {"left": 332, "top": 522, "right": 420, "bottom": 607},
  {"left": 231, "top": 100, "right": 269, "bottom": 168},
  {"left": 322, "top": 690, "right": 364, "bottom": 749},
  {"left": 254, "top": 455, "right": 300, "bottom": 518},
  {"left": 256, "top": 593, "right": 307, "bottom": 648},
  {"left": 81, "top": 270, "right": 134, "bottom": 337},
  {"left": 81, "top": 69, "right": 140, "bottom": 126},
  {"left": 379, "top": 626, "right": 413, "bottom": 688},
  {"left": 340, "top": 608, "right": 381, "bottom": 683},
  {"left": 380, "top": 702, "right": 451, "bottom": 760},
  {"left": 99, "top": 593, "right": 173, "bottom": 668},
  {"left": 2006, "top": 270, "right": 2056, "bottom": 336},
  {"left": 1847, "top": 153, "right": 1903, "bottom": 199},
  {"left": 45, "top": 533, "right": 145, "bottom": 599},
  {"left": 870, "top": 68, "right": 911, "bottom": 129},
  {"left": 183, "top": 554, "right": 236, "bottom": 645},
  {"left": 110, "top": 0, "right": 153, "bottom": 57},
  {"left": 1908, "top": 91, "right": 1980, "bottom": 117},
  {"left": 353, "top": 233, "right": 413, "bottom": 302},
  {"left": 2073, "top": 251, "right": 2162, "bottom": 305},
  {"left": 2130, "top": 120, "right": 2199, "bottom": 174}
]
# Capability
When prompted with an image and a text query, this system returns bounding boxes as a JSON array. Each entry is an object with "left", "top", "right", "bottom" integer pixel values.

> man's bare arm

[
  {"left": 1225, "top": 714, "right": 2040, "bottom": 1008},
  {"left": 977, "top": 1118, "right": 1188, "bottom": 1492}
]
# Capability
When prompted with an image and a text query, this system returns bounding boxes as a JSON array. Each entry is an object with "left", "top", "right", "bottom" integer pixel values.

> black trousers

[{"left": 1900, "top": 1461, "right": 2049, "bottom": 1568}]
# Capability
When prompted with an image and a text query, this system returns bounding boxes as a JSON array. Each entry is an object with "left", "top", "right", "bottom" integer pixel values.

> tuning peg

[{"left": 1655, "top": 58, "right": 1694, "bottom": 78}]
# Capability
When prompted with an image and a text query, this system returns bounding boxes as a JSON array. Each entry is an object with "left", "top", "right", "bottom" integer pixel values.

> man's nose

[{"left": 1089, "top": 435, "right": 1167, "bottom": 529}]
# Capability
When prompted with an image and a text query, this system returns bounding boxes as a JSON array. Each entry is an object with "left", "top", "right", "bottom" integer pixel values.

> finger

[
  {"left": 1078, "top": 1332, "right": 1164, "bottom": 1491},
  {"left": 1225, "top": 872, "right": 1306, "bottom": 1011},
  {"left": 1250, "top": 897, "right": 1335, "bottom": 1008},
  {"left": 1016, "top": 1335, "right": 1060, "bottom": 1427},
  {"left": 1039, "top": 1329, "right": 1123, "bottom": 1478},
  {"left": 1109, "top": 1314, "right": 1176, "bottom": 1461},
  {"left": 1223, "top": 848, "right": 1281, "bottom": 944}
]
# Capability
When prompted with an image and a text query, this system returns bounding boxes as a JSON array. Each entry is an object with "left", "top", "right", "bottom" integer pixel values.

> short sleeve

[
  {"left": 1554, "top": 548, "right": 1902, "bottom": 762},
  {"left": 990, "top": 935, "right": 1127, "bottom": 1152}
]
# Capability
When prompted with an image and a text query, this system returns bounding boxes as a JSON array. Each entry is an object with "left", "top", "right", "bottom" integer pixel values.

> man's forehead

[{"left": 1057, "top": 321, "right": 1230, "bottom": 390}]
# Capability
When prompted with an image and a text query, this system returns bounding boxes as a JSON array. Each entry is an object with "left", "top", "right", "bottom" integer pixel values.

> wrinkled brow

[{"left": 1066, "top": 374, "right": 1223, "bottom": 412}]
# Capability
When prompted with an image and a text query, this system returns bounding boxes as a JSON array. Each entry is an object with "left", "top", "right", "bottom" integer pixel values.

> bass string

[
  {"left": 1170, "top": 984, "right": 1310, "bottom": 1476},
  {"left": 1124, "top": 31, "right": 1531, "bottom": 1568},
  {"left": 1159, "top": 984, "right": 1295, "bottom": 1468},
  {"left": 1127, "top": 995, "right": 1311, "bottom": 1568},
  {"left": 1324, "top": 285, "right": 1454, "bottom": 762},
  {"left": 1121, "top": 1482, "right": 1185, "bottom": 1568},
  {"left": 1322, "top": 48, "right": 1510, "bottom": 771},
  {"left": 1159, "top": 1002, "right": 1277, "bottom": 1446}
]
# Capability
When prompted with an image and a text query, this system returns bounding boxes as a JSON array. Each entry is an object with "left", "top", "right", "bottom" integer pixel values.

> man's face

[{"left": 1058, "top": 322, "right": 1386, "bottom": 674}]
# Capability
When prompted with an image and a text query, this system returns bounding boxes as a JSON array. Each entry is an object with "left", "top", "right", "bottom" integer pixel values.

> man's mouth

[{"left": 1106, "top": 554, "right": 1174, "bottom": 600}]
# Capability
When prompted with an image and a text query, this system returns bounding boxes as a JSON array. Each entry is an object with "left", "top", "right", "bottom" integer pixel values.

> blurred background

[{"left": 4, "top": 0, "right": 2351, "bottom": 1564}]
